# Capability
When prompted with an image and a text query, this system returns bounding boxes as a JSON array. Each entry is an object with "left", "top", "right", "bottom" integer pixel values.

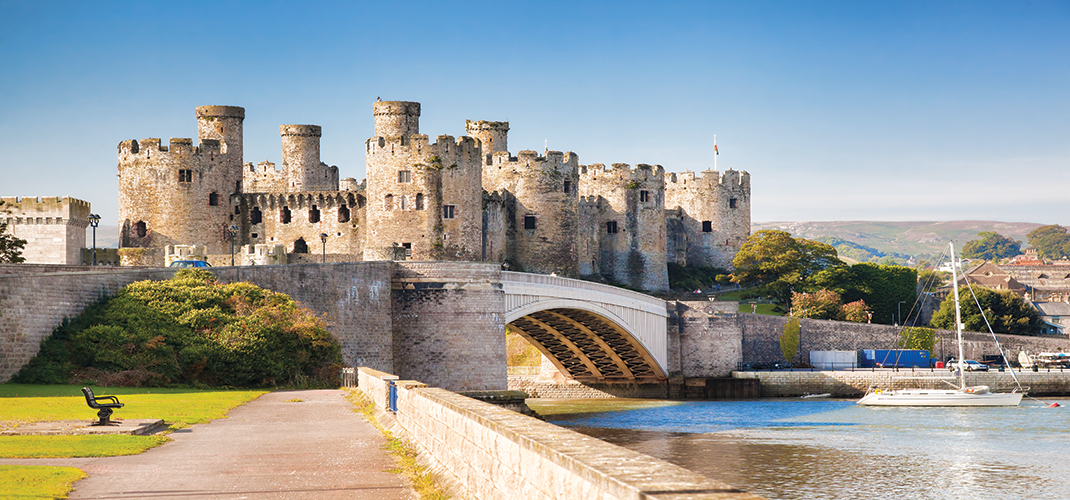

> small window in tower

[
  {"left": 443, "top": 204, "right": 456, "bottom": 219},
  {"left": 729, "top": 198, "right": 738, "bottom": 208},
  {"left": 294, "top": 238, "right": 308, "bottom": 254},
  {"left": 235, "top": 180, "right": 241, "bottom": 192},
  {"left": 251, "top": 207, "right": 263, "bottom": 224},
  {"left": 400, "top": 196, "right": 408, "bottom": 210},
  {"left": 178, "top": 169, "right": 193, "bottom": 183},
  {"left": 398, "top": 170, "right": 411, "bottom": 183},
  {"left": 564, "top": 181, "right": 571, "bottom": 194},
  {"left": 135, "top": 221, "right": 147, "bottom": 238},
  {"left": 415, "top": 193, "right": 424, "bottom": 210},
  {"left": 640, "top": 190, "right": 650, "bottom": 202},
  {"left": 702, "top": 221, "right": 713, "bottom": 232},
  {"left": 208, "top": 192, "right": 219, "bottom": 206},
  {"left": 384, "top": 194, "right": 394, "bottom": 211},
  {"left": 251, "top": 233, "right": 258, "bottom": 239},
  {"left": 338, "top": 204, "right": 350, "bottom": 223},
  {"left": 309, "top": 205, "right": 321, "bottom": 223},
  {"left": 402, "top": 242, "right": 412, "bottom": 257},
  {"left": 606, "top": 221, "right": 618, "bottom": 234},
  {"left": 524, "top": 215, "right": 537, "bottom": 230},
  {"left": 234, "top": 205, "right": 240, "bottom": 215},
  {"left": 281, "top": 207, "right": 292, "bottom": 224}
]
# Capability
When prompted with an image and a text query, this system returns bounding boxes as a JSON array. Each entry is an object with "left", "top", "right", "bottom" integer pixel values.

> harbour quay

[{"left": 733, "top": 369, "right": 1070, "bottom": 397}]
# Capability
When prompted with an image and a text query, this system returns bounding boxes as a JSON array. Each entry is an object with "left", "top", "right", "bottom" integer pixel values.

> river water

[{"left": 530, "top": 398, "right": 1069, "bottom": 500}]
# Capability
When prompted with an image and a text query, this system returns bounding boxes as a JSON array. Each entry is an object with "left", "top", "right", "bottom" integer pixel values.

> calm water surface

[{"left": 531, "top": 398, "right": 1069, "bottom": 500}]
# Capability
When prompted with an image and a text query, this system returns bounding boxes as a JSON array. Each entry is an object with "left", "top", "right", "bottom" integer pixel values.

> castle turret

[
  {"left": 196, "top": 105, "right": 244, "bottom": 164},
  {"left": 373, "top": 101, "right": 421, "bottom": 138},
  {"left": 280, "top": 125, "right": 337, "bottom": 192},
  {"left": 466, "top": 120, "right": 509, "bottom": 162},
  {"left": 664, "top": 169, "right": 750, "bottom": 269}
]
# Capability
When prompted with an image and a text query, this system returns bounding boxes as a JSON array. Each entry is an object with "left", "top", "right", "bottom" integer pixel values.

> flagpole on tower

[{"left": 714, "top": 134, "right": 718, "bottom": 170}]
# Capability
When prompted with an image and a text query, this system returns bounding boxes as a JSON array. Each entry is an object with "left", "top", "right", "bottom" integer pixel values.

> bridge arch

[{"left": 501, "top": 272, "right": 668, "bottom": 383}]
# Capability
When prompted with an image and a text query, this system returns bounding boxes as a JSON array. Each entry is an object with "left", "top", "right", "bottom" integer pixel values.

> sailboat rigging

[{"left": 857, "top": 242, "right": 1024, "bottom": 407}]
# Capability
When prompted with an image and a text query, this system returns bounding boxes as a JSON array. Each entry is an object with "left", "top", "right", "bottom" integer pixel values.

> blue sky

[{"left": 2, "top": 1, "right": 1067, "bottom": 226}]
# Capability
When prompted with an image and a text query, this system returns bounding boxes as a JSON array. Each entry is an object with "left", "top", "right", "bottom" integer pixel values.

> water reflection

[{"left": 532, "top": 399, "right": 1068, "bottom": 500}]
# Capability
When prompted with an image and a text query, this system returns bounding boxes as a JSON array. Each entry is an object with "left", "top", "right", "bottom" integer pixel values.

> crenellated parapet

[
  {"left": 466, "top": 119, "right": 510, "bottom": 158},
  {"left": 0, "top": 196, "right": 92, "bottom": 264},
  {"left": 663, "top": 168, "right": 751, "bottom": 270}
]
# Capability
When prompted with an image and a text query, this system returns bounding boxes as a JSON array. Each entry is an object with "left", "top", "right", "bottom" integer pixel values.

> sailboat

[{"left": 857, "top": 242, "right": 1024, "bottom": 407}]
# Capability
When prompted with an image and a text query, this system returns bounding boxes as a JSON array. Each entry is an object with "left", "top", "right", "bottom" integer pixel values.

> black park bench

[{"left": 82, "top": 387, "right": 124, "bottom": 426}]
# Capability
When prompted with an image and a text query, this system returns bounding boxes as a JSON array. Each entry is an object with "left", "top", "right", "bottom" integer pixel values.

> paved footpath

[{"left": 2, "top": 389, "right": 416, "bottom": 500}]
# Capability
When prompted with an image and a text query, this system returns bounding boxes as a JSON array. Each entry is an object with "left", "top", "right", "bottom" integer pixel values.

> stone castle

[{"left": 117, "top": 101, "right": 750, "bottom": 291}]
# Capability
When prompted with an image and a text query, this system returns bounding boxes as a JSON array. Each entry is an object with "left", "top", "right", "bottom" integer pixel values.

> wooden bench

[{"left": 82, "top": 387, "right": 124, "bottom": 426}]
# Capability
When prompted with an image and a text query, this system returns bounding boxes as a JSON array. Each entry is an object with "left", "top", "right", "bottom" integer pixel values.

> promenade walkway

[{"left": 1, "top": 389, "right": 416, "bottom": 499}]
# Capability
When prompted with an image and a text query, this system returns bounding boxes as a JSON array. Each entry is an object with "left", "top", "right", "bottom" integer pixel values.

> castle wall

[
  {"left": 1, "top": 196, "right": 91, "bottom": 265},
  {"left": 234, "top": 191, "right": 365, "bottom": 262},
  {"left": 483, "top": 150, "right": 579, "bottom": 276},
  {"left": 244, "top": 161, "right": 286, "bottom": 193},
  {"left": 578, "top": 163, "right": 668, "bottom": 291},
  {"left": 664, "top": 169, "right": 750, "bottom": 269}
]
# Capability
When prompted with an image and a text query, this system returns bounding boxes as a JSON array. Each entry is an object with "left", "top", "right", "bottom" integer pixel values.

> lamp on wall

[
  {"left": 87, "top": 214, "right": 101, "bottom": 266},
  {"left": 229, "top": 225, "right": 239, "bottom": 266},
  {"left": 320, "top": 233, "right": 328, "bottom": 264}
]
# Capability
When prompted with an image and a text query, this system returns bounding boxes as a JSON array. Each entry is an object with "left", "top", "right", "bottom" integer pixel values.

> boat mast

[{"left": 950, "top": 242, "right": 966, "bottom": 390}]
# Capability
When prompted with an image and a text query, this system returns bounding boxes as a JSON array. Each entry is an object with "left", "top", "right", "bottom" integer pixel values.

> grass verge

[
  {"left": 0, "top": 435, "right": 170, "bottom": 459},
  {"left": 344, "top": 389, "right": 450, "bottom": 500},
  {"left": 0, "top": 465, "right": 85, "bottom": 499}
]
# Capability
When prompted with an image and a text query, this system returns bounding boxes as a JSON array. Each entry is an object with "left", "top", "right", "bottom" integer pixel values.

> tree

[
  {"left": 960, "top": 231, "right": 1021, "bottom": 261},
  {"left": 842, "top": 299, "right": 871, "bottom": 323},
  {"left": 780, "top": 318, "right": 800, "bottom": 362},
  {"left": 931, "top": 287, "right": 1041, "bottom": 336},
  {"left": 0, "top": 219, "right": 27, "bottom": 263},
  {"left": 899, "top": 327, "right": 937, "bottom": 353},
  {"left": 1026, "top": 225, "right": 1070, "bottom": 260},
  {"left": 790, "top": 289, "right": 843, "bottom": 320},
  {"left": 731, "top": 230, "right": 843, "bottom": 308},
  {"left": 808, "top": 262, "right": 917, "bottom": 325}
]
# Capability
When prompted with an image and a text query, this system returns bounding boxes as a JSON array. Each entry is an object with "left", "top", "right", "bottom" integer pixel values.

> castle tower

[
  {"left": 280, "top": 125, "right": 337, "bottom": 192},
  {"left": 664, "top": 169, "right": 751, "bottom": 269},
  {"left": 118, "top": 106, "right": 246, "bottom": 263},
  {"left": 483, "top": 149, "right": 579, "bottom": 276},
  {"left": 578, "top": 163, "right": 668, "bottom": 291},
  {"left": 373, "top": 101, "right": 421, "bottom": 138},
  {"left": 365, "top": 101, "right": 483, "bottom": 261},
  {"left": 466, "top": 120, "right": 509, "bottom": 161}
]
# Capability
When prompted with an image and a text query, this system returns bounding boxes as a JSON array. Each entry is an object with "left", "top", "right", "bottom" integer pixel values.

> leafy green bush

[
  {"left": 667, "top": 263, "right": 729, "bottom": 292},
  {"left": 14, "top": 269, "right": 341, "bottom": 388}
]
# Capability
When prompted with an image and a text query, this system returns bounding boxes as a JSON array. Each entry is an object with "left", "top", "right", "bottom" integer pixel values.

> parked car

[
  {"left": 168, "top": 260, "right": 212, "bottom": 268},
  {"left": 948, "top": 359, "right": 989, "bottom": 372}
]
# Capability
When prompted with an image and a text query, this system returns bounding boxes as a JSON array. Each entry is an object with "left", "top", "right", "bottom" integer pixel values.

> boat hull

[{"left": 857, "top": 389, "right": 1023, "bottom": 407}]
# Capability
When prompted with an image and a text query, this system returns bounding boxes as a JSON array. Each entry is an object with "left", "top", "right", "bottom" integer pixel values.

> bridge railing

[{"left": 501, "top": 271, "right": 666, "bottom": 309}]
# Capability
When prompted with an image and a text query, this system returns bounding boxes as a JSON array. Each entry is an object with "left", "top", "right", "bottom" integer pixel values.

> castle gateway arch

[{"left": 501, "top": 272, "right": 668, "bottom": 382}]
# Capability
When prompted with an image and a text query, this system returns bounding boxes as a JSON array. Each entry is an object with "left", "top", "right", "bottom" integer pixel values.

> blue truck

[{"left": 860, "top": 349, "right": 931, "bottom": 368}]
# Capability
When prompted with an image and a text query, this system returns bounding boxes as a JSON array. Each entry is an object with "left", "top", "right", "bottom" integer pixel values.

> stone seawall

[
  {"left": 733, "top": 369, "right": 1070, "bottom": 397},
  {"left": 359, "top": 367, "right": 764, "bottom": 500}
]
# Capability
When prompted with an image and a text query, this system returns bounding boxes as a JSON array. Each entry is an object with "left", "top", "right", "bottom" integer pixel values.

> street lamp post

[
  {"left": 898, "top": 301, "right": 906, "bottom": 326},
  {"left": 87, "top": 214, "right": 100, "bottom": 266},
  {"left": 320, "top": 233, "right": 328, "bottom": 264},
  {"left": 229, "top": 225, "right": 239, "bottom": 266}
]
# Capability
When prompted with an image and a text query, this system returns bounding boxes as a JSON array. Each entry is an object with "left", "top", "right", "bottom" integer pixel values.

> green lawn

[
  {"left": 0, "top": 465, "right": 85, "bottom": 499},
  {"left": 0, "top": 435, "right": 170, "bottom": 459}
]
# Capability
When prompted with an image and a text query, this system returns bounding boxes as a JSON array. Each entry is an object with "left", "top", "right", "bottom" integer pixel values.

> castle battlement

[
  {"left": 117, "top": 138, "right": 224, "bottom": 160},
  {"left": 665, "top": 169, "right": 750, "bottom": 189},
  {"left": 491, "top": 150, "right": 579, "bottom": 171},
  {"left": 580, "top": 163, "right": 665, "bottom": 183},
  {"left": 1, "top": 196, "right": 91, "bottom": 219},
  {"left": 367, "top": 133, "right": 481, "bottom": 160}
]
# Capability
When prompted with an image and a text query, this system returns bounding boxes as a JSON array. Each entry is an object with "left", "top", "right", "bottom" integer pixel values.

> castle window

[
  {"left": 235, "top": 180, "right": 241, "bottom": 192},
  {"left": 309, "top": 205, "right": 321, "bottom": 223},
  {"left": 415, "top": 193, "right": 424, "bottom": 210},
  {"left": 234, "top": 205, "right": 240, "bottom": 214},
  {"left": 443, "top": 205, "right": 456, "bottom": 219},
  {"left": 338, "top": 204, "right": 350, "bottom": 223},
  {"left": 281, "top": 207, "right": 292, "bottom": 224},
  {"left": 524, "top": 215, "right": 537, "bottom": 230},
  {"left": 207, "top": 192, "right": 219, "bottom": 206},
  {"left": 250, "top": 207, "right": 263, "bottom": 224},
  {"left": 293, "top": 238, "right": 308, "bottom": 254},
  {"left": 606, "top": 221, "right": 618, "bottom": 234},
  {"left": 640, "top": 190, "right": 650, "bottom": 202},
  {"left": 702, "top": 221, "right": 713, "bottom": 232},
  {"left": 384, "top": 194, "right": 394, "bottom": 211},
  {"left": 402, "top": 242, "right": 412, "bottom": 258},
  {"left": 251, "top": 233, "right": 258, "bottom": 239},
  {"left": 178, "top": 169, "right": 193, "bottom": 183},
  {"left": 398, "top": 170, "right": 411, "bottom": 183},
  {"left": 729, "top": 198, "right": 738, "bottom": 208},
  {"left": 135, "top": 221, "right": 147, "bottom": 238},
  {"left": 564, "top": 181, "right": 572, "bottom": 194},
  {"left": 400, "top": 196, "right": 408, "bottom": 210}
]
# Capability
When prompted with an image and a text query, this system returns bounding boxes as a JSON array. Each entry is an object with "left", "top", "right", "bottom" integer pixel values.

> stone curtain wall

[
  {"left": 672, "top": 301, "right": 746, "bottom": 377},
  {"left": 391, "top": 262, "right": 508, "bottom": 391},
  {"left": 0, "top": 265, "right": 177, "bottom": 381},
  {"left": 356, "top": 368, "right": 763, "bottom": 500},
  {"left": 210, "top": 262, "right": 395, "bottom": 372}
]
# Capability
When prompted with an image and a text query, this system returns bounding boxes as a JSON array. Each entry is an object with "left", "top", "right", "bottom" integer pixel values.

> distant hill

[
  {"left": 751, "top": 221, "right": 1045, "bottom": 266},
  {"left": 85, "top": 225, "right": 120, "bottom": 248}
]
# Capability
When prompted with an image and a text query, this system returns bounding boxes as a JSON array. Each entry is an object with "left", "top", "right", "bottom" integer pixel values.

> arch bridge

[{"left": 501, "top": 271, "right": 668, "bottom": 383}]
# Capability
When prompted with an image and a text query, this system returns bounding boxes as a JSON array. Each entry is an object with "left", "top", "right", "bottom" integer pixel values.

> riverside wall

[
  {"left": 358, "top": 367, "right": 764, "bottom": 500},
  {"left": 733, "top": 369, "right": 1070, "bottom": 397}
]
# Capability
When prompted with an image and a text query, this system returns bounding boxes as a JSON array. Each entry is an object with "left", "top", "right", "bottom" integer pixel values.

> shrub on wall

[
  {"left": 780, "top": 318, "right": 801, "bottom": 362},
  {"left": 13, "top": 269, "right": 341, "bottom": 388}
]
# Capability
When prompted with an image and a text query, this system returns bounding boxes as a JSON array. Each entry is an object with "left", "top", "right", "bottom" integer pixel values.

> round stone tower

[
  {"left": 373, "top": 101, "right": 421, "bottom": 138},
  {"left": 466, "top": 120, "right": 509, "bottom": 163},
  {"left": 196, "top": 105, "right": 244, "bottom": 161},
  {"left": 280, "top": 124, "right": 331, "bottom": 191}
]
